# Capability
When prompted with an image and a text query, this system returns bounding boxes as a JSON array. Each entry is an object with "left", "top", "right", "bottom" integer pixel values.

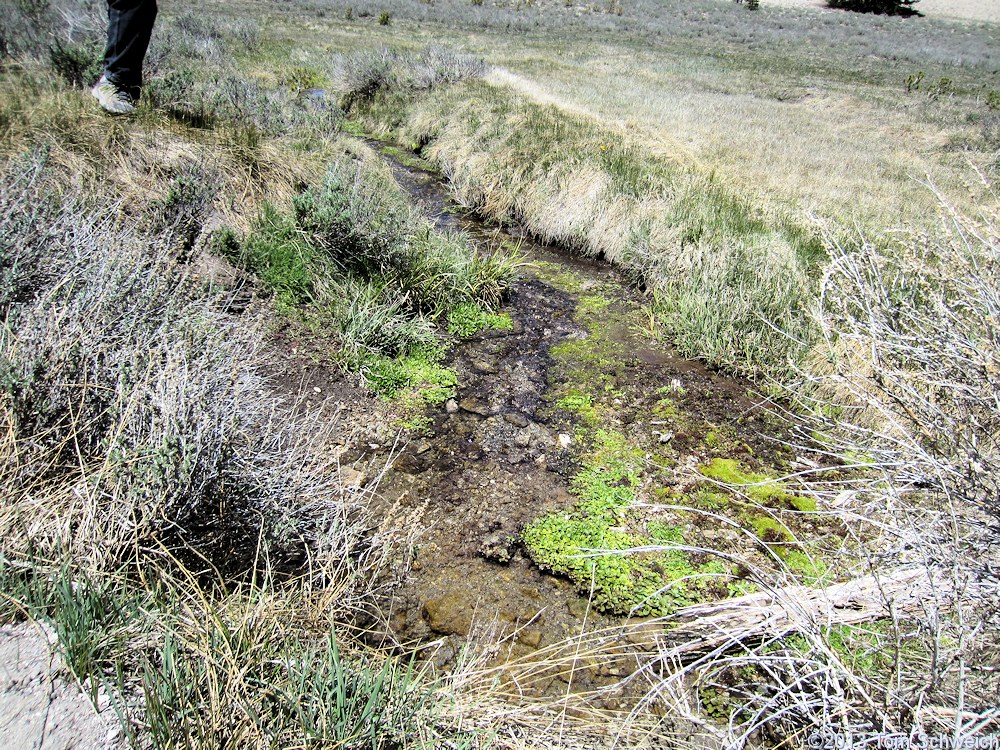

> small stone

[
  {"left": 414, "top": 440, "right": 432, "bottom": 455},
  {"left": 514, "top": 431, "right": 531, "bottom": 448},
  {"left": 459, "top": 398, "right": 492, "bottom": 416},
  {"left": 503, "top": 412, "right": 530, "bottom": 428},
  {"left": 517, "top": 628, "right": 543, "bottom": 648},
  {"left": 479, "top": 532, "right": 517, "bottom": 564},
  {"left": 420, "top": 640, "right": 457, "bottom": 669},
  {"left": 340, "top": 468, "right": 367, "bottom": 489},
  {"left": 471, "top": 358, "right": 498, "bottom": 374},
  {"left": 623, "top": 618, "right": 663, "bottom": 651},
  {"left": 422, "top": 592, "right": 474, "bottom": 636},
  {"left": 657, "top": 430, "right": 674, "bottom": 444},
  {"left": 445, "top": 399, "right": 459, "bottom": 414},
  {"left": 558, "top": 433, "right": 573, "bottom": 449}
]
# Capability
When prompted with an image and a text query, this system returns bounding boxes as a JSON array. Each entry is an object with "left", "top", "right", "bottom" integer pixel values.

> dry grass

[
  {"left": 485, "top": 45, "right": 996, "bottom": 236},
  {"left": 0, "top": 61, "right": 331, "bottom": 235}
]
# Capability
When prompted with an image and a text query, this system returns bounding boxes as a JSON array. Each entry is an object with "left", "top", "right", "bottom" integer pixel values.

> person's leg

[{"left": 102, "top": 0, "right": 158, "bottom": 93}]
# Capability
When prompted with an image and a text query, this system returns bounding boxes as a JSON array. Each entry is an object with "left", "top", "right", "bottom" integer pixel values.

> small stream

[{"left": 351, "top": 146, "right": 780, "bottom": 702}]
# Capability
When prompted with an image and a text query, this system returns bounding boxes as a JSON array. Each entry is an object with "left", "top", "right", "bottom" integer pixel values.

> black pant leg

[{"left": 103, "top": 0, "right": 158, "bottom": 90}]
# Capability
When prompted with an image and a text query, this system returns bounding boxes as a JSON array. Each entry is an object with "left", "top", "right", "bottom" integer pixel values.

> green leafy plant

[
  {"left": 224, "top": 205, "right": 317, "bottom": 306},
  {"left": 446, "top": 301, "right": 513, "bottom": 337},
  {"left": 48, "top": 38, "right": 103, "bottom": 88}
]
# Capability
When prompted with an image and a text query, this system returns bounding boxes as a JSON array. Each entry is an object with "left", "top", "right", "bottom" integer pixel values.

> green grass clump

[
  {"left": 217, "top": 207, "right": 317, "bottom": 307},
  {"left": 0, "top": 559, "right": 478, "bottom": 750},
  {"left": 294, "top": 152, "right": 516, "bottom": 315},
  {"left": 221, "top": 145, "right": 514, "bottom": 410},
  {"left": 331, "top": 276, "right": 437, "bottom": 363}
]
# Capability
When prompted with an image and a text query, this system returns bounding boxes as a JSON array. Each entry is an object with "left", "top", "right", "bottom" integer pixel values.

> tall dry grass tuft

[{"left": 620, "top": 193, "right": 1000, "bottom": 744}]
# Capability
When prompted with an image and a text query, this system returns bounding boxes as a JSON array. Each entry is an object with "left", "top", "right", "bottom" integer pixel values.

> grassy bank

[{"left": 348, "top": 70, "right": 821, "bottom": 374}]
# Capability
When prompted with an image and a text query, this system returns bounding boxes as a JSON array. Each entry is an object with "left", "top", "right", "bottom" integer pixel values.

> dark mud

[{"left": 326, "top": 149, "right": 800, "bottom": 694}]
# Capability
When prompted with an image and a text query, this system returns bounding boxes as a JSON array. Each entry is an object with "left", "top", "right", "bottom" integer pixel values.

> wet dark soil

[
  {"left": 259, "top": 145, "right": 803, "bottom": 702},
  {"left": 341, "top": 151, "right": 796, "bottom": 688}
]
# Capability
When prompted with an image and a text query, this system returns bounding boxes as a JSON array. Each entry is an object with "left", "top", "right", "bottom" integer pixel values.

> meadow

[{"left": 1, "top": 0, "right": 998, "bottom": 747}]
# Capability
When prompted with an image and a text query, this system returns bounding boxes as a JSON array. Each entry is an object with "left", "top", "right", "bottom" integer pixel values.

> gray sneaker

[{"left": 91, "top": 76, "right": 136, "bottom": 115}]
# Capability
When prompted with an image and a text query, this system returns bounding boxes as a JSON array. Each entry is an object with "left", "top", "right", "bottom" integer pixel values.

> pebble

[
  {"left": 503, "top": 412, "right": 530, "bottom": 428},
  {"left": 471, "top": 359, "right": 498, "bottom": 374},
  {"left": 459, "top": 398, "right": 492, "bottom": 416},
  {"left": 339, "top": 468, "right": 367, "bottom": 489},
  {"left": 445, "top": 398, "right": 459, "bottom": 414},
  {"left": 422, "top": 592, "right": 475, "bottom": 636},
  {"left": 516, "top": 628, "right": 543, "bottom": 648}
]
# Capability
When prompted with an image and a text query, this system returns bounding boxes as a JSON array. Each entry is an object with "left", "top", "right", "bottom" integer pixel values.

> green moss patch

[
  {"left": 364, "top": 343, "right": 457, "bottom": 405},
  {"left": 446, "top": 302, "right": 513, "bottom": 337},
  {"left": 523, "top": 429, "right": 730, "bottom": 616},
  {"left": 701, "top": 458, "right": 815, "bottom": 512}
]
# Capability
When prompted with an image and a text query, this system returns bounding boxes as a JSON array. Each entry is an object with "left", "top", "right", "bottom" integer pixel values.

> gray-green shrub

[{"left": 0, "top": 153, "right": 345, "bottom": 571}]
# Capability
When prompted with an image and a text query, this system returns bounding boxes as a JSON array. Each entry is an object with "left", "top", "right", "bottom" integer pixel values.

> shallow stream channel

[{"left": 334, "top": 145, "right": 822, "bottom": 702}]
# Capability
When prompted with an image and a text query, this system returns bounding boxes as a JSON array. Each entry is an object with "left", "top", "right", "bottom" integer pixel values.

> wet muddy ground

[{"left": 264, "top": 146, "right": 809, "bottom": 701}]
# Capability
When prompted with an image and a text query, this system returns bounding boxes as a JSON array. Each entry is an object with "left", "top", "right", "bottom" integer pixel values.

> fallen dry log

[{"left": 628, "top": 567, "right": 971, "bottom": 658}]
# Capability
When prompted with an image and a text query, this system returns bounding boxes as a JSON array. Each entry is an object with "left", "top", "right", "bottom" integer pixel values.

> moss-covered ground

[{"left": 520, "top": 263, "right": 846, "bottom": 614}]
